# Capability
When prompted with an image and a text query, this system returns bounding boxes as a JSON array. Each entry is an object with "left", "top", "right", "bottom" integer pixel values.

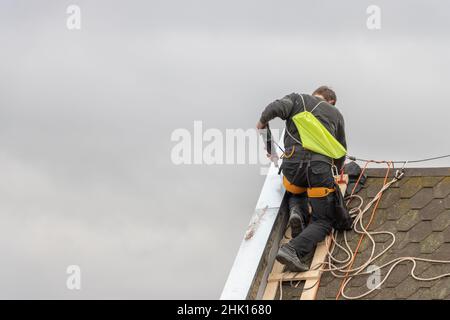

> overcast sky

[{"left": 0, "top": 0, "right": 449, "bottom": 299}]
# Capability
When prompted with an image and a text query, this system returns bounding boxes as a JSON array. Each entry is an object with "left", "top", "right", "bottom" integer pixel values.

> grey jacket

[{"left": 259, "top": 93, "right": 347, "bottom": 170}]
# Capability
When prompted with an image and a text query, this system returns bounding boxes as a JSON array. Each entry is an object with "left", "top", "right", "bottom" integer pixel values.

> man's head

[{"left": 312, "top": 86, "right": 337, "bottom": 105}]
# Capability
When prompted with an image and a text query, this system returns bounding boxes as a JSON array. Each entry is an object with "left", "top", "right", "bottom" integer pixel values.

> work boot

[
  {"left": 275, "top": 243, "right": 309, "bottom": 272},
  {"left": 289, "top": 207, "right": 306, "bottom": 238},
  {"left": 302, "top": 249, "right": 315, "bottom": 264}
]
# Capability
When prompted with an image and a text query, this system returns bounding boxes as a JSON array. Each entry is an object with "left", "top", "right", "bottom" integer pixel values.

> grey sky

[{"left": 0, "top": 0, "right": 449, "bottom": 299}]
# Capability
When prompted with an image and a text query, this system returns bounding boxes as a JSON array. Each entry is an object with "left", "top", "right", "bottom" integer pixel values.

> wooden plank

[
  {"left": 268, "top": 270, "right": 321, "bottom": 282},
  {"left": 299, "top": 237, "right": 331, "bottom": 300}
]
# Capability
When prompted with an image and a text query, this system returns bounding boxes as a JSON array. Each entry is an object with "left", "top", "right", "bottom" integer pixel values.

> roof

[
  {"left": 314, "top": 168, "right": 450, "bottom": 300},
  {"left": 222, "top": 166, "right": 450, "bottom": 300}
]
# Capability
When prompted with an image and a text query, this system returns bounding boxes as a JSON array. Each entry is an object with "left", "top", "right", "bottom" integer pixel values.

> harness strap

[
  {"left": 307, "top": 187, "right": 335, "bottom": 198},
  {"left": 283, "top": 176, "right": 307, "bottom": 194},
  {"left": 300, "top": 94, "right": 307, "bottom": 112},
  {"left": 311, "top": 100, "right": 326, "bottom": 113},
  {"left": 283, "top": 176, "right": 336, "bottom": 198},
  {"left": 299, "top": 94, "right": 326, "bottom": 114}
]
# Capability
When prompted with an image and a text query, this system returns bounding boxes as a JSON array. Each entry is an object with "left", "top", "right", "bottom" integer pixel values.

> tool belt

[{"left": 283, "top": 176, "right": 335, "bottom": 197}]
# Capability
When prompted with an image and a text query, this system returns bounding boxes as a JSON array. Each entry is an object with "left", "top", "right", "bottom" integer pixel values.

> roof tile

[
  {"left": 422, "top": 176, "right": 445, "bottom": 187},
  {"left": 356, "top": 237, "right": 371, "bottom": 253},
  {"left": 429, "top": 278, "right": 450, "bottom": 299},
  {"left": 394, "top": 232, "right": 411, "bottom": 250},
  {"left": 429, "top": 243, "right": 450, "bottom": 260},
  {"left": 392, "top": 176, "right": 444, "bottom": 189},
  {"left": 378, "top": 189, "right": 401, "bottom": 209},
  {"left": 318, "top": 272, "right": 335, "bottom": 287},
  {"left": 419, "top": 264, "right": 450, "bottom": 279},
  {"left": 394, "top": 278, "right": 421, "bottom": 299},
  {"left": 374, "top": 232, "right": 395, "bottom": 244},
  {"left": 412, "top": 261, "right": 433, "bottom": 276},
  {"left": 392, "top": 176, "right": 410, "bottom": 188},
  {"left": 370, "top": 209, "right": 389, "bottom": 229},
  {"left": 433, "top": 177, "right": 450, "bottom": 198},
  {"left": 410, "top": 188, "right": 434, "bottom": 209},
  {"left": 444, "top": 195, "right": 450, "bottom": 209},
  {"left": 321, "top": 278, "right": 342, "bottom": 299},
  {"left": 371, "top": 287, "right": 397, "bottom": 300},
  {"left": 347, "top": 274, "right": 368, "bottom": 288},
  {"left": 395, "top": 210, "right": 420, "bottom": 232},
  {"left": 366, "top": 178, "right": 386, "bottom": 198},
  {"left": 408, "top": 287, "right": 434, "bottom": 300},
  {"left": 400, "top": 177, "right": 423, "bottom": 198},
  {"left": 419, "top": 199, "right": 446, "bottom": 220},
  {"left": 431, "top": 210, "right": 450, "bottom": 231},
  {"left": 393, "top": 242, "right": 422, "bottom": 258},
  {"left": 442, "top": 227, "right": 450, "bottom": 243},
  {"left": 420, "top": 232, "right": 444, "bottom": 254},
  {"left": 386, "top": 199, "right": 410, "bottom": 220},
  {"left": 408, "top": 221, "right": 433, "bottom": 242},
  {"left": 384, "top": 263, "right": 411, "bottom": 288}
]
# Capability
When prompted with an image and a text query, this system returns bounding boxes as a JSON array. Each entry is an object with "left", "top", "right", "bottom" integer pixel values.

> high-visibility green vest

[{"left": 291, "top": 96, "right": 347, "bottom": 159}]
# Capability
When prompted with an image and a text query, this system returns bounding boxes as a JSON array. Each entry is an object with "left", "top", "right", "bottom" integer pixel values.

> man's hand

[
  {"left": 256, "top": 121, "right": 267, "bottom": 130},
  {"left": 268, "top": 153, "right": 279, "bottom": 167}
]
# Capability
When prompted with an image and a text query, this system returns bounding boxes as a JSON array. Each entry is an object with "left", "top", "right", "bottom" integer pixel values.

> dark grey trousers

[{"left": 286, "top": 161, "right": 336, "bottom": 257}]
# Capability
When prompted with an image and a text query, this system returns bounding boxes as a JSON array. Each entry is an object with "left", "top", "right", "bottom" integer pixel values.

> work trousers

[{"left": 286, "top": 161, "right": 336, "bottom": 257}]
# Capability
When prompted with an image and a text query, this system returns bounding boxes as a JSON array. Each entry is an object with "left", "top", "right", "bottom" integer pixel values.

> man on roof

[{"left": 256, "top": 86, "right": 347, "bottom": 272}]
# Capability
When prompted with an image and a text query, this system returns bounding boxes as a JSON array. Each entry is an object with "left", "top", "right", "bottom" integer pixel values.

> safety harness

[
  {"left": 283, "top": 176, "right": 335, "bottom": 197},
  {"left": 282, "top": 95, "right": 347, "bottom": 199}
]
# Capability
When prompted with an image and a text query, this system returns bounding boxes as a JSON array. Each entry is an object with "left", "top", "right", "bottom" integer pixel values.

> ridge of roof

[{"left": 366, "top": 167, "right": 450, "bottom": 177}]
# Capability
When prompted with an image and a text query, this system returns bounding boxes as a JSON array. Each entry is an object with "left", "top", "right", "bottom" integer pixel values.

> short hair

[{"left": 312, "top": 86, "right": 337, "bottom": 105}]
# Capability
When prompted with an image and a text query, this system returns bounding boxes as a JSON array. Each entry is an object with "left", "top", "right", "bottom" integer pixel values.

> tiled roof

[{"left": 316, "top": 168, "right": 450, "bottom": 300}]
